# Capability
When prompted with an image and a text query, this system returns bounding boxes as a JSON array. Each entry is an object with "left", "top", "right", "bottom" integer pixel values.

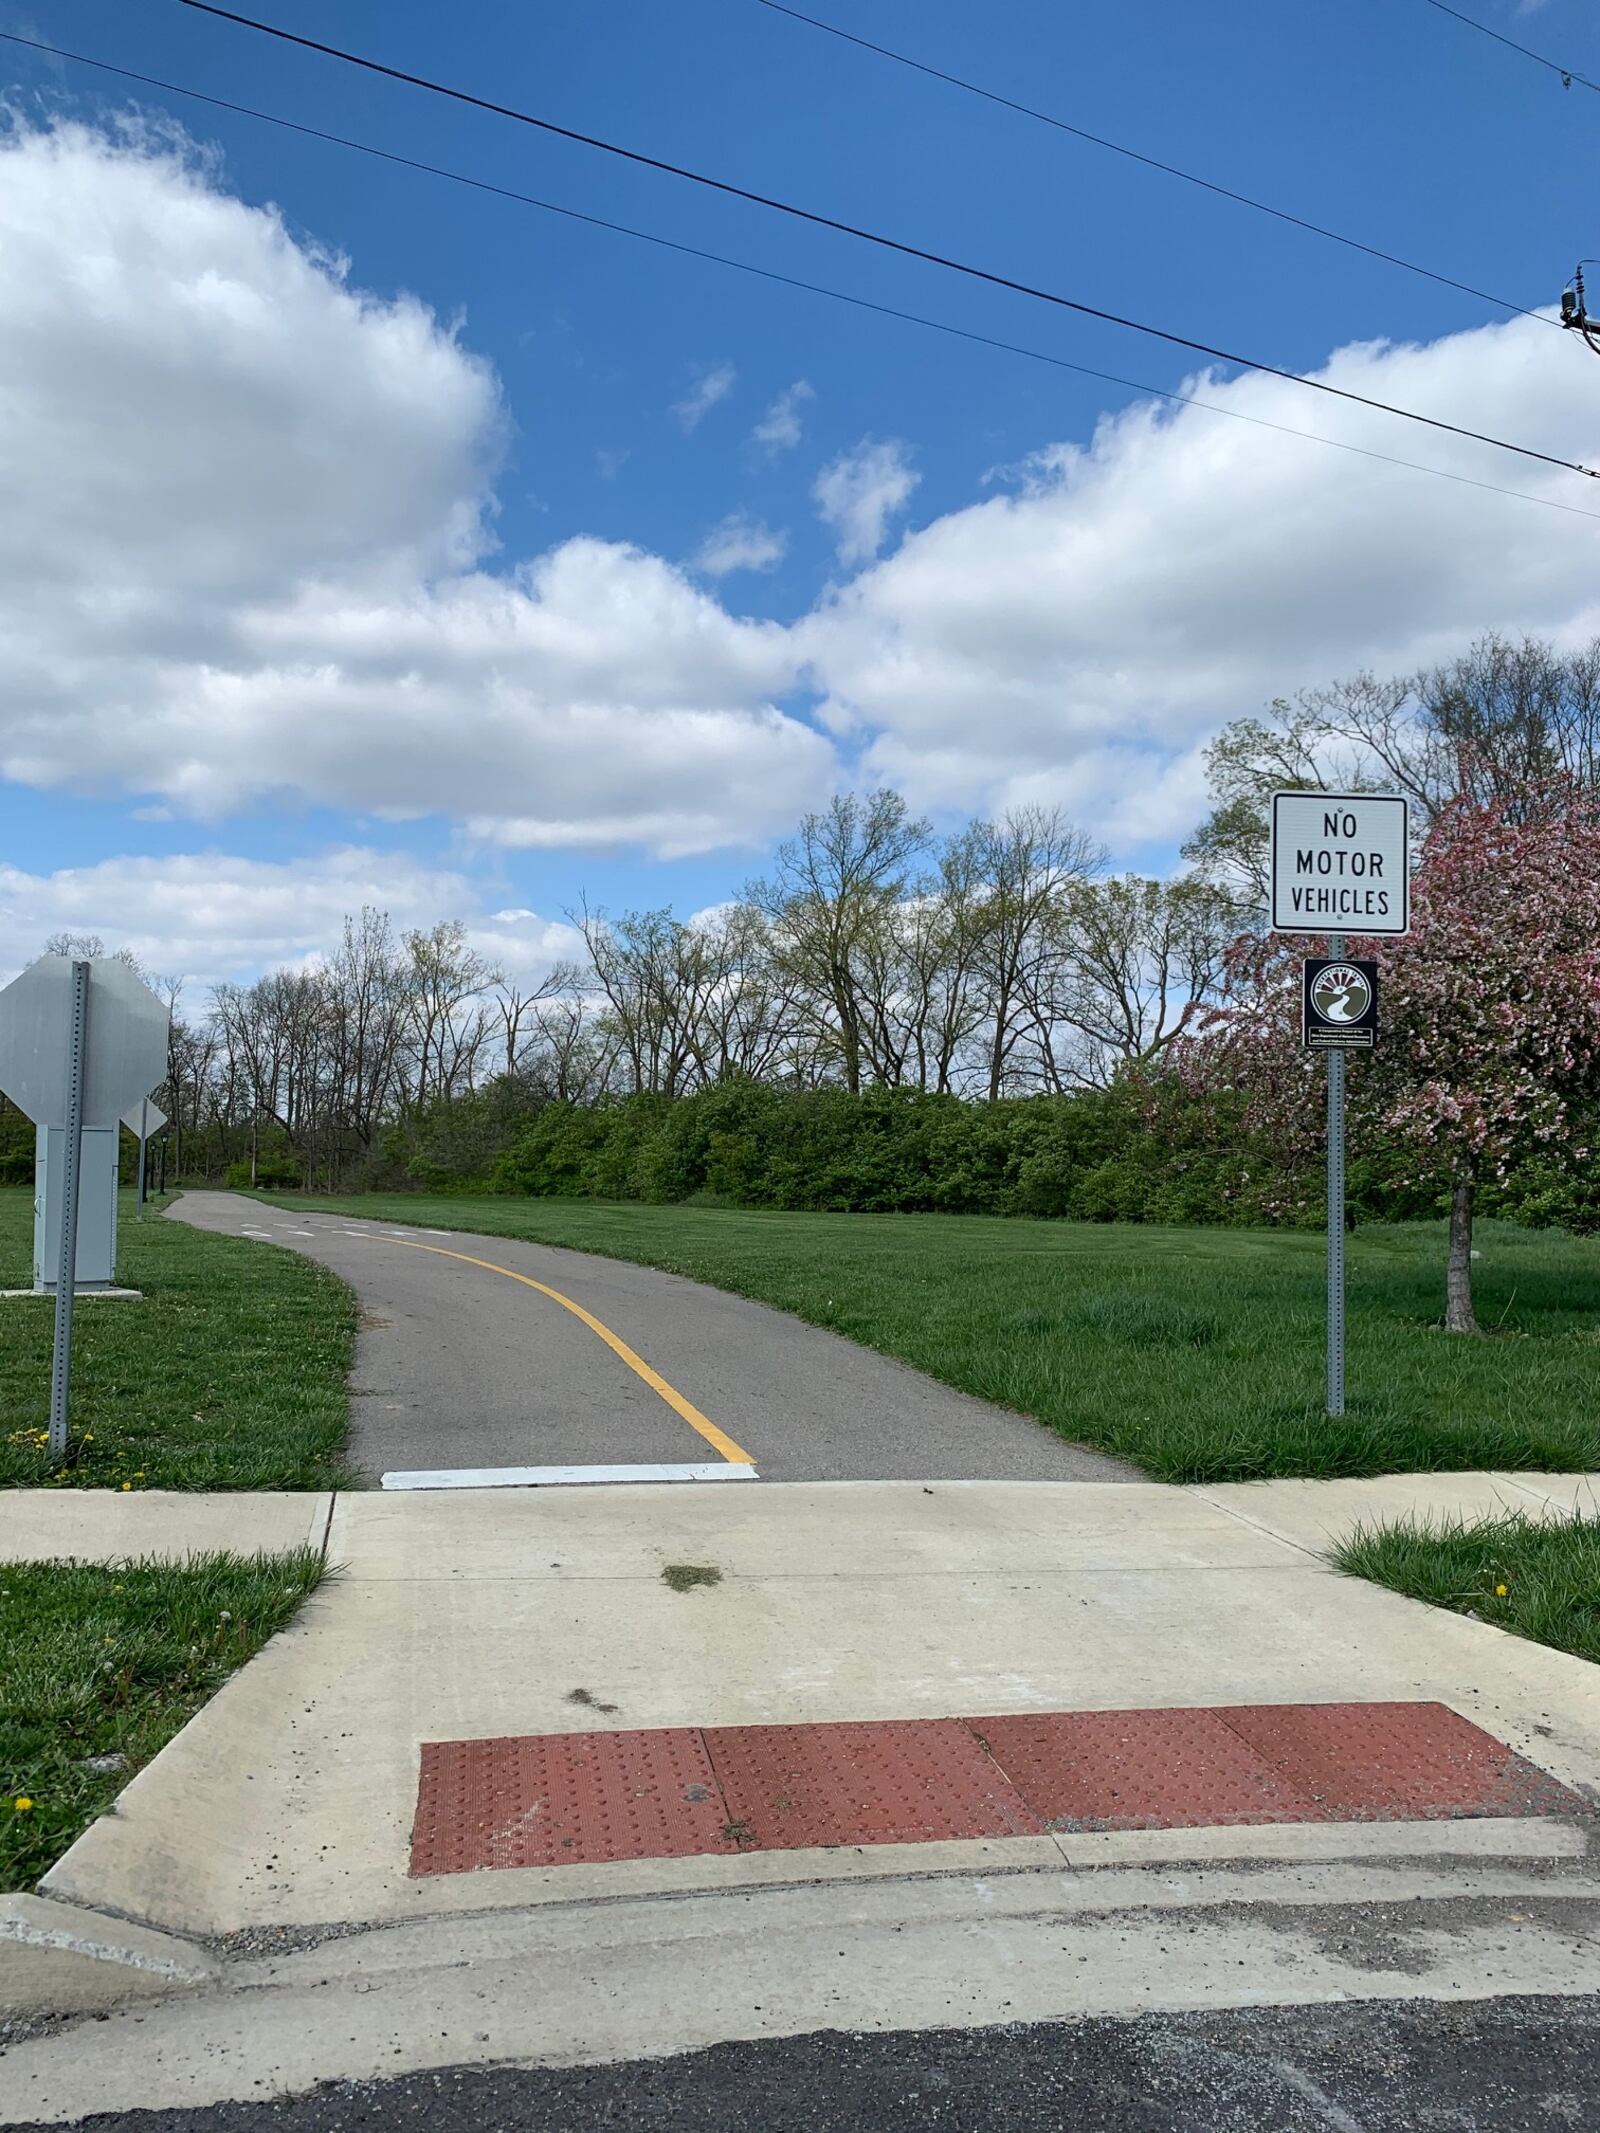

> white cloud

[
  {"left": 11, "top": 121, "right": 1600, "bottom": 878},
  {"left": 463, "top": 907, "right": 588, "bottom": 985},
  {"left": 671, "top": 360, "right": 737, "bottom": 432},
  {"left": 800, "top": 315, "right": 1600, "bottom": 835},
  {"left": 692, "top": 513, "right": 788, "bottom": 577},
  {"left": 812, "top": 439, "right": 919, "bottom": 566},
  {"left": 595, "top": 446, "right": 629, "bottom": 480},
  {"left": 0, "top": 847, "right": 590, "bottom": 991},
  {"left": 0, "top": 125, "right": 828, "bottom": 856},
  {"left": 751, "top": 379, "right": 814, "bottom": 454}
]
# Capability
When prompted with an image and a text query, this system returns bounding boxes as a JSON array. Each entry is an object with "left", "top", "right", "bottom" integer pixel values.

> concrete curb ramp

[
  {"left": 32, "top": 1475, "right": 1600, "bottom": 1942},
  {"left": 10, "top": 1470, "right": 1600, "bottom": 2039},
  {"left": 0, "top": 1894, "right": 217, "bottom": 2019}
]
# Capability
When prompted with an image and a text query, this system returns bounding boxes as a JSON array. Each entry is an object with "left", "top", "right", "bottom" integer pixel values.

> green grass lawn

[
  {"left": 1335, "top": 1513, "right": 1600, "bottom": 1668},
  {"left": 0, "top": 1548, "right": 324, "bottom": 1891},
  {"left": 256, "top": 1192, "right": 1600, "bottom": 1484},
  {"left": 0, "top": 1191, "right": 354, "bottom": 1489}
]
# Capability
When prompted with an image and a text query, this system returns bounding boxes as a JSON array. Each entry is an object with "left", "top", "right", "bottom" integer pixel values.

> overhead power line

[
  {"left": 752, "top": 0, "right": 1549, "bottom": 326},
  {"left": 178, "top": 0, "right": 1597, "bottom": 485},
  {"left": 1421, "top": 0, "right": 1600, "bottom": 95},
  {"left": 10, "top": 27, "right": 1600, "bottom": 531}
]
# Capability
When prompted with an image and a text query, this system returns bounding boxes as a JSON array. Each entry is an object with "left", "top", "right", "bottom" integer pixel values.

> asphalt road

[
  {"left": 169, "top": 1193, "right": 1133, "bottom": 1485},
  {"left": 20, "top": 1997, "right": 1600, "bottom": 2131}
]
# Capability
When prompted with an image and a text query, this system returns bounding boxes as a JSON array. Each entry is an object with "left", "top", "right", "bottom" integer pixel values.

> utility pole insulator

[{"left": 1561, "top": 263, "right": 1600, "bottom": 355}]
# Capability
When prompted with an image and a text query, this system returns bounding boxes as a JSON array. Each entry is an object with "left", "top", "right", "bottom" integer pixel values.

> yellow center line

[{"left": 383, "top": 1238, "right": 755, "bottom": 1467}]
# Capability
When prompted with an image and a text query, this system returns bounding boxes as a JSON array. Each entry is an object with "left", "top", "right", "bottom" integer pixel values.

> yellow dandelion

[
  {"left": 1495, "top": 1583, "right": 1509, "bottom": 1597},
  {"left": 13, "top": 1797, "right": 32, "bottom": 1813},
  {"left": 120, "top": 1482, "right": 132, "bottom": 1492}
]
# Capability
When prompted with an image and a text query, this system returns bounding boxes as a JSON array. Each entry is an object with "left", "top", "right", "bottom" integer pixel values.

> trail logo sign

[
  {"left": 1303, "top": 958, "right": 1379, "bottom": 1050},
  {"left": 1271, "top": 791, "right": 1410, "bottom": 935}
]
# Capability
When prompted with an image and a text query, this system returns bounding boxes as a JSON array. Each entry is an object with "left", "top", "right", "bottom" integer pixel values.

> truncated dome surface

[{"left": 411, "top": 1701, "right": 1589, "bottom": 1875}]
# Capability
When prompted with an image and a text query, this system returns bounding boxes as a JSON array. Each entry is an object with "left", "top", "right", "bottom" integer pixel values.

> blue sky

[{"left": 3, "top": 0, "right": 1600, "bottom": 984}]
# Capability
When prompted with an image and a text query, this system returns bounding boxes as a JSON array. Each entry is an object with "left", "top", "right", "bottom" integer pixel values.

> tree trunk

[{"left": 1444, "top": 1172, "right": 1479, "bottom": 1334}]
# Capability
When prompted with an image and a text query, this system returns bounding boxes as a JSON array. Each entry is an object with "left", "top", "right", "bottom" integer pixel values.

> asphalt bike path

[{"left": 168, "top": 1191, "right": 1134, "bottom": 1486}]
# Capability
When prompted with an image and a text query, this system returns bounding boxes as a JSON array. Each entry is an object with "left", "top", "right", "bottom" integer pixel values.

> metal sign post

[
  {"left": 48, "top": 962, "right": 89, "bottom": 1460},
  {"left": 122, "top": 1098, "right": 167, "bottom": 1218},
  {"left": 1302, "top": 951, "right": 1379, "bottom": 1418},
  {"left": 1325, "top": 936, "right": 1346, "bottom": 1417},
  {"left": 1270, "top": 793, "right": 1411, "bottom": 1421}
]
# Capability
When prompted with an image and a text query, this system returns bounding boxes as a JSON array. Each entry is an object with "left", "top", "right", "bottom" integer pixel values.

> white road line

[
  {"left": 380, "top": 1461, "right": 759, "bottom": 1492},
  {"left": 424, "top": 1229, "right": 453, "bottom": 1236},
  {"left": 278, "top": 1228, "right": 316, "bottom": 1237}
]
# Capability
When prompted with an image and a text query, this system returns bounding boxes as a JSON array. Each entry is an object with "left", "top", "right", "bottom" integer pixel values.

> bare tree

[
  {"left": 750, "top": 792, "right": 931, "bottom": 1093},
  {"left": 42, "top": 931, "right": 151, "bottom": 979},
  {"left": 971, "top": 808, "right": 1101, "bottom": 1098},
  {"left": 680, "top": 905, "right": 803, "bottom": 1086},
  {"left": 1041, "top": 874, "right": 1239, "bottom": 1088},
  {"left": 403, "top": 921, "right": 501, "bottom": 1112},
  {"left": 1184, "top": 634, "right": 1600, "bottom": 910},
  {"left": 493, "top": 966, "right": 571, "bottom": 1080},
  {"left": 523, "top": 990, "right": 615, "bottom": 1104},
  {"left": 326, "top": 909, "right": 409, "bottom": 1164}
]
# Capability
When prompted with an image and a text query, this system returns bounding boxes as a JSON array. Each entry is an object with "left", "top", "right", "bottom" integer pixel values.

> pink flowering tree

[{"left": 1190, "top": 791, "right": 1600, "bottom": 1331}]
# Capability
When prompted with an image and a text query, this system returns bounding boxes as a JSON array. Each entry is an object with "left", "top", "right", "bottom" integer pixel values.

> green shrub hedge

[
  {"left": 58, "top": 1063, "right": 1590, "bottom": 1235},
  {"left": 0, "top": 1106, "right": 31, "bottom": 1188},
  {"left": 490, "top": 1078, "right": 1339, "bottom": 1226},
  {"left": 222, "top": 1151, "right": 301, "bottom": 1191}
]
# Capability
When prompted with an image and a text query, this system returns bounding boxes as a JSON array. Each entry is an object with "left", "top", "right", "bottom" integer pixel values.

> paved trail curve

[{"left": 170, "top": 1192, "right": 1133, "bottom": 1486}]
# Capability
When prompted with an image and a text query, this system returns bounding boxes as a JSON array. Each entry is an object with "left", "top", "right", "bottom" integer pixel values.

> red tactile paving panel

[
  {"left": 410, "top": 1728, "right": 739, "bottom": 1876},
  {"left": 972, "top": 1708, "right": 1325, "bottom": 1832},
  {"left": 1213, "top": 1700, "right": 1588, "bottom": 1822},
  {"left": 703, "top": 1717, "right": 1044, "bottom": 1851},
  {"left": 410, "top": 1702, "right": 1592, "bottom": 1876}
]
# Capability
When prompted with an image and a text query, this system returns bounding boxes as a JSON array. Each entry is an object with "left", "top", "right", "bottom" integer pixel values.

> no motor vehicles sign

[
  {"left": 1267, "top": 791, "right": 1411, "bottom": 1427},
  {"left": 1271, "top": 791, "right": 1410, "bottom": 936}
]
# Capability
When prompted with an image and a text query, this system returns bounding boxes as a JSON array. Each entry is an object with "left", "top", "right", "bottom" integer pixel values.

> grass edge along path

[
  {"left": 248, "top": 1193, "right": 1600, "bottom": 1485},
  {"left": 0, "top": 1547, "right": 325, "bottom": 1892},
  {"left": 0, "top": 1189, "right": 355, "bottom": 1491},
  {"left": 1334, "top": 1512, "right": 1600, "bottom": 1671}
]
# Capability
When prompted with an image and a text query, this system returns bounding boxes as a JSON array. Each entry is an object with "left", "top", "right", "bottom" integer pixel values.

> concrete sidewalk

[
  {"left": 9, "top": 1468, "right": 1600, "bottom": 2122},
  {"left": 35, "top": 1470, "right": 1600, "bottom": 1938},
  {"left": 0, "top": 1491, "right": 334, "bottom": 1563}
]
